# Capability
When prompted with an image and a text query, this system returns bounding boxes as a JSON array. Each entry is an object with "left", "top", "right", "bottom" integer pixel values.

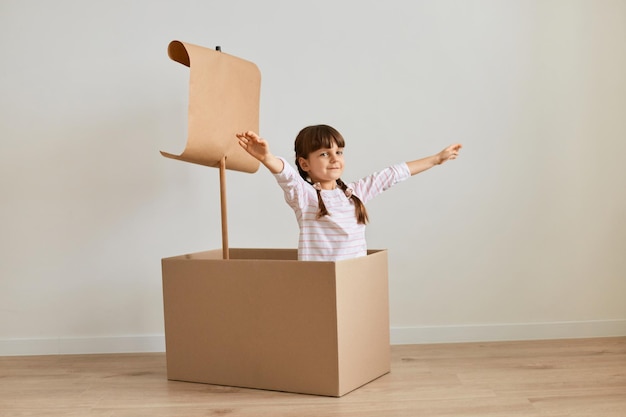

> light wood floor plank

[{"left": 0, "top": 337, "right": 624, "bottom": 416}]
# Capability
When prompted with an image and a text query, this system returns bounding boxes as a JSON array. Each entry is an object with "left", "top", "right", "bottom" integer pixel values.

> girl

[{"left": 236, "top": 125, "right": 461, "bottom": 261}]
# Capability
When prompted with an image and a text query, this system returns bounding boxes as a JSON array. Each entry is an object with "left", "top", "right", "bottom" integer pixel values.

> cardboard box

[{"left": 161, "top": 248, "right": 391, "bottom": 397}]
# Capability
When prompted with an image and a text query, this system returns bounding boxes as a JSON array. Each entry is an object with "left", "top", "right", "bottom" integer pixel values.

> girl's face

[{"left": 298, "top": 142, "right": 344, "bottom": 190}]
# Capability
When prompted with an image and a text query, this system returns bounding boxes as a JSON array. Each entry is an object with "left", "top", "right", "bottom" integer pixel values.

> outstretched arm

[
  {"left": 236, "top": 131, "right": 284, "bottom": 174},
  {"left": 406, "top": 144, "right": 462, "bottom": 176}
]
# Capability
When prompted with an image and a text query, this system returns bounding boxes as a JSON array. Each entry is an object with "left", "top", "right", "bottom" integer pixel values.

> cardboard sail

[{"left": 160, "top": 40, "right": 261, "bottom": 173}]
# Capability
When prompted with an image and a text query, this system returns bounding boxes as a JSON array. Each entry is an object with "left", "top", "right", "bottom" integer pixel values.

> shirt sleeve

[
  {"left": 272, "top": 156, "right": 308, "bottom": 208},
  {"left": 350, "top": 163, "right": 411, "bottom": 204}
]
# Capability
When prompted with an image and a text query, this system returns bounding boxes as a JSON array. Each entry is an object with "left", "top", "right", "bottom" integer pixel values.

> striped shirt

[{"left": 274, "top": 157, "right": 411, "bottom": 261}]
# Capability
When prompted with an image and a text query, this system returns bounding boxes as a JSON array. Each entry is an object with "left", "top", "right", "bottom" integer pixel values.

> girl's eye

[
  {"left": 336, "top": 151, "right": 343, "bottom": 155},
  {"left": 320, "top": 152, "right": 328, "bottom": 157}
]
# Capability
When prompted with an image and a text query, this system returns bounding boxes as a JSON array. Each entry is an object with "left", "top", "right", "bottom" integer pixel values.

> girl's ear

[{"left": 298, "top": 156, "right": 310, "bottom": 172}]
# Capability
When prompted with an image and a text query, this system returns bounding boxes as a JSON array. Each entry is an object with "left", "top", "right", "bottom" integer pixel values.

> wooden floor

[{"left": 1, "top": 337, "right": 625, "bottom": 417}]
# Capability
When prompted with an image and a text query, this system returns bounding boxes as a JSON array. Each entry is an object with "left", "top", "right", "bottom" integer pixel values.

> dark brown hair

[{"left": 294, "top": 125, "right": 369, "bottom": 224}]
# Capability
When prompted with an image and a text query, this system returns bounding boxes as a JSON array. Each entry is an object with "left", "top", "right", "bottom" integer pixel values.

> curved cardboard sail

[{"left": 161, "top": 40, "right": 261, "bottom": 173}]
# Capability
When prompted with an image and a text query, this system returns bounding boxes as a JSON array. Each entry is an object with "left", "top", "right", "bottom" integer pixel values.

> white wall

[{"left": 1, "top": 0, "right": 625, "bottom": 355}]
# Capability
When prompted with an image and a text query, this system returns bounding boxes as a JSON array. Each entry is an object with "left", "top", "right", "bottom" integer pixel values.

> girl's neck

[{"left": 312, "top": 179, "right": 337, "bottom": 190}]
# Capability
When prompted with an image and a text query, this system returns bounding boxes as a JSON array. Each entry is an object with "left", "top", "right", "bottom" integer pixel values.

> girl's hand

[
  {"left": 236, "top": 131, "right": 284, "bottom": 174},
  {"left": 236, "top": 131, "right": 270, "bottom": 162},
  {"left": 437, "top": 143, "right": 463, "bottom": 165}
]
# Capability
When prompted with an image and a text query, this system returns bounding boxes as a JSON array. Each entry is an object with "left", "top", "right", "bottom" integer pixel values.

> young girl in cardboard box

[{"left": 237, "top": 125, "right": 461, "bottom": 262}]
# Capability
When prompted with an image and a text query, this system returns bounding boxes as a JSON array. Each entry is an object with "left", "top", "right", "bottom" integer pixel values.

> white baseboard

[
  {"left": 390, "top": 319, "right": 626, "bottom": 345},
  {"left": 0, "top": 335, "right": 165, "bottom": 356},
  {"left": 1, "top": 320, "right": 624, "bottom": 356}
]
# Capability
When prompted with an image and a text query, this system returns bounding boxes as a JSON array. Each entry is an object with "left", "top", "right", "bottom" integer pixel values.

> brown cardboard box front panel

[
  {"left": 162, "top": 250, "right": 340, "bottom": 394},
  {"left": 162, "top": 249, "right": 390, "bottom": 396}
]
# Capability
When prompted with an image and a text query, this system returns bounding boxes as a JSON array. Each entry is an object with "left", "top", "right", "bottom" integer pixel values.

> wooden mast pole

[
  {"left": 215, "top": 45, "right": 229, "bottom": 260},
  {"left": 219, "top": 155, "right": 229, "bottom": 260}
]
